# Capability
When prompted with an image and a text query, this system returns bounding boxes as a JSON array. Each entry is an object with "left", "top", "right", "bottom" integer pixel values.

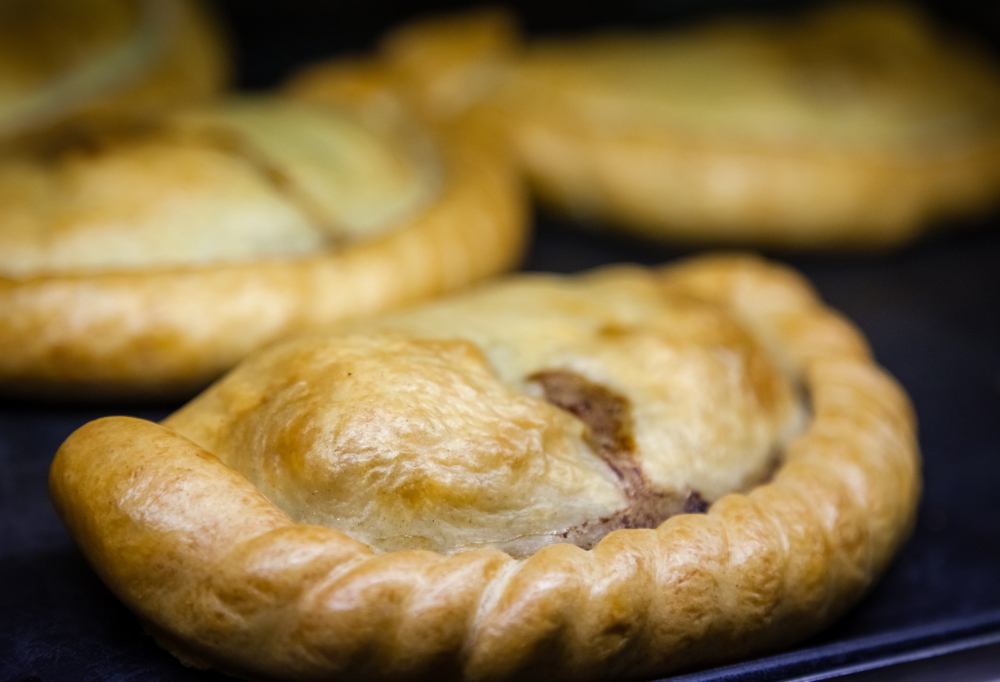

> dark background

[
  {"left": 2, "top": 1, "right": 1000, "bottom": 680},
  {"left": 212, "top": 0, "right": 1000, "bottom": 91}
]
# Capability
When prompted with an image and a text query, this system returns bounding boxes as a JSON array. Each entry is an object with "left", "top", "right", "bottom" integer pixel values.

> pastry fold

[{"left": 50, "top": 256, "right": 920, "bottom": 680}]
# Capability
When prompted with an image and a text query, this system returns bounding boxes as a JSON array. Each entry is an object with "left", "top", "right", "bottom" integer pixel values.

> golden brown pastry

[
  {"left": 377, "top": 4, "right": 1000, "bottom": 248},
  {"left": 0, "top": 67, "right": 525, "bottom": 398},
  {"left": 50, "top": 255, "right": 920, "bottom": 680},
  {"left": 0, "top": 0, "right": 228, "bottom": 140}
]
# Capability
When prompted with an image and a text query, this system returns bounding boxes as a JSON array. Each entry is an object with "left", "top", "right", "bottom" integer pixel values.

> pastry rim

[{"left": 49, "top": 255, "right": 921, "bottom": 681}]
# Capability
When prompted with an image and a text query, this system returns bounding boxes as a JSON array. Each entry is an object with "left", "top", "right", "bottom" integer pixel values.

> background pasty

[
  {"left": 0, "top": 65, "right": 526, "bottom": 399},
  {"left": 379, "top": 4, "right": 1000, "bottom": 248},
  {"left": 50, "top": 255, "right": 921, "bottom": 680},
  {"left": 0, "top": 0, "right": 227, "bottom": 141}
]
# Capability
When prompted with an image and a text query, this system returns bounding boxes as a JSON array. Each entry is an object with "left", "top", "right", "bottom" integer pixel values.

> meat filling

[{"left": 529, "top": 369, "right": 709, "bottom": 549}]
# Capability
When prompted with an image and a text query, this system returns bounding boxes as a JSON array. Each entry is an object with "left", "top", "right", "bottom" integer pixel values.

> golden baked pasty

[
  {"left": 0, "top": 0, "right": 227, "bottom": 141},
  {"left": 0, "top": 68, "right": 525, "bottom": 398},
  {"left": 50, "top": 256, "right": 920, "bottom": 680},
  {"left": 380, "top": 4, "right": 1000, "bottom": 248}
]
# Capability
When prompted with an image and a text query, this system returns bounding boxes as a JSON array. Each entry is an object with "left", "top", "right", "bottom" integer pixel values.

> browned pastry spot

[
  {"left": 9, "top": 117, "right": 161, "bottom": 160},
  {"left": 529, "top": 368, "right": 710, "bottom": 549}
]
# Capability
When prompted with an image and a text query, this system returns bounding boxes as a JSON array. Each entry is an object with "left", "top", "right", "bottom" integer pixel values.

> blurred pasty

[
  {"left": 50, "top": 255, "right": 920, "bottom": 680},
  {"left": 0, "top": 0, "right": 228, "bottom": 140},
  {"left": 0, "top": 69, "right": 525, "bottom": 398},
  {"left": 384, "top": 5, "right": 1000, "bottom": 248}
]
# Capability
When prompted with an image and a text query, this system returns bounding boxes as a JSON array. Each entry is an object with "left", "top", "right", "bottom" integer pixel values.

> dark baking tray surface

[{"left": 3, "top": 2, "right": 1000, "bottom": 680}]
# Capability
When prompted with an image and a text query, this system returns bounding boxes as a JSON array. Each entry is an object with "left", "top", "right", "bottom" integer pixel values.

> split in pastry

[
  {"left": 0, "top": 65, "right": 526, "bottom": 398},
  {"left": 50, "top": 255, "right": 921, "bottom": 680},
  {"left": 378, "top": 4, "right": 1000, "bottom": 248}
]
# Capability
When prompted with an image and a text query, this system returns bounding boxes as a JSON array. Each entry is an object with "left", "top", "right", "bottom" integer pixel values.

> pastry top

[
  {"left": 50, "top": 256, "right": 920, "bottom": 681},
  {"left": 164, "top": 267, "right": 802, "bottom": 557},
  {"left": 409, "top": 4, "right": 1000, "bottom": 153},
  {"left": 509, "top": 4, "right": 1000, "bottom": 151},
  {"left": 0, "top": 96, "right": 441, "bottom": 278},
  {"left": 0, "top": 0, "right": 228, "bottom": 140}
]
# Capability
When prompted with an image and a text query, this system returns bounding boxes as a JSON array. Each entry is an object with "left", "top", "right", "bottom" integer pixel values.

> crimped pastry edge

[
  {"left": 48, "top": 255, "right": 921, "bottom": 681},
  {"left": 0, "top": 86, "right": 526, "bottom": 399}
]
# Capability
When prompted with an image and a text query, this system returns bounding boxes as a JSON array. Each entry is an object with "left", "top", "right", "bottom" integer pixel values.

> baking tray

[{"left": 2, "top": 1, "right": 1000, "bottom": 680}]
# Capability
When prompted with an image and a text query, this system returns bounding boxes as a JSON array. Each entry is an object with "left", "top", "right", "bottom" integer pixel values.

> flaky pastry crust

[
  {"left": 50, "top": 256, "right": 920, "bottom": 680},
  {"left": 377, "top": 5, "right": 1000, "bottom": 248},
  {"left": 0, "top": 66, "right": 525, "bottom": 399}
]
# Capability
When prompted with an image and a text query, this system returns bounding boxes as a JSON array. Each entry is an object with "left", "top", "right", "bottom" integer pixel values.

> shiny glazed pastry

[
  {"left": 0, "top": 0, "right": 227, "bottom": 140},
  {"left": 50, "top": 256, "right": 921, "bottom": 680},
  {"left": 382, "top": 4, "right": 1000, "bottom": 248},
  {"left": 0, "top": 65, "right": 525, "bottom": 398}
]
